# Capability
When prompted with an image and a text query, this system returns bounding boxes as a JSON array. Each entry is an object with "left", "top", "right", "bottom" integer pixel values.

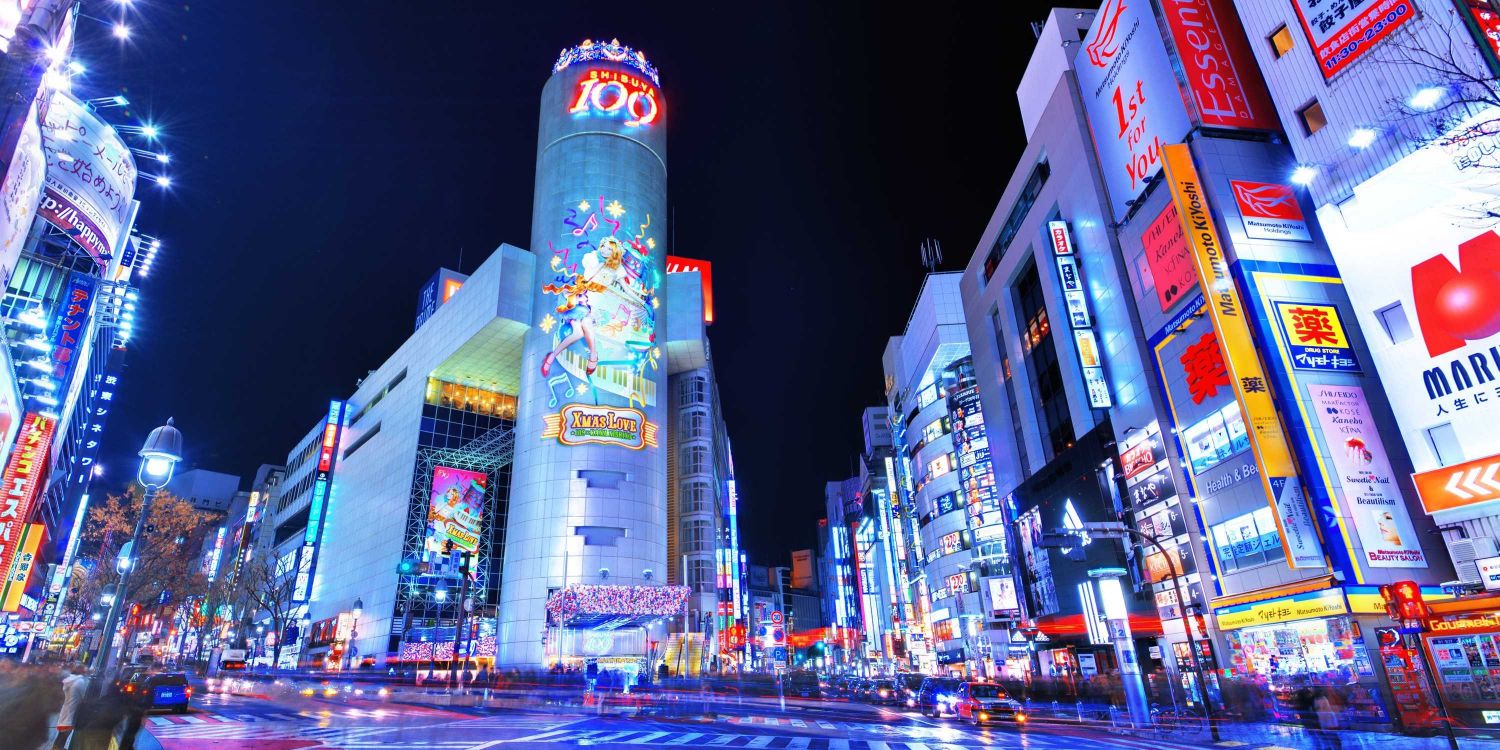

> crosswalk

[
  {"left": 147, "top": 710, "right": 315, "bottom": 725},
  {"left": 500, "top": 727, "right": 1194, "bottom": 749}
]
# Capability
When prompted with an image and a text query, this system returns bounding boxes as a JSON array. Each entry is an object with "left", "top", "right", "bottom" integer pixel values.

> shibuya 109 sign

[
  {"left": 1314, "top": 108, "right": 1500, "bottom": 492},
  {"left": 568, "top": 68, "right": 660, "bottom": 127},
  {"left": 37, "top": 91, "right": 137, "bottom": 268}
]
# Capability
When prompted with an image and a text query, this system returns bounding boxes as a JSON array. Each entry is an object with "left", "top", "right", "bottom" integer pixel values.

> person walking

[
  {"left": 1313, "top": 687, "right": 1344, "bottom": 750},
  {"left": 51, "top": 665, "right": 90, "bottom": 749}
]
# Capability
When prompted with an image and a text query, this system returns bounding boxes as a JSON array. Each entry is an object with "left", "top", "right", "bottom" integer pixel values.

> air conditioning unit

[{"left": 1447, "top": 537, "right": 1500, "bottom": 584}]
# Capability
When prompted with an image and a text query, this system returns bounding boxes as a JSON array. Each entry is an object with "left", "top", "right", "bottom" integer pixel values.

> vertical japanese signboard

[
  {"left": 0, "top": 101, "right": 44, "bottom": 291},
  {"left": 1049, "top": 220, "right": 1111, "bottom": 408},
  {"left": 293, "top": 400, "right": 346, "bottom": 603},
  {"left": 0, "top": 415, "right": 54, "bottom": 598},
  {"left": 47, "top": 272, "right": 95, "bottom": 383},
  {"left": 0, "top": 523, "right": 43, "bottom": 612},
  {"left": 1160, "top": 144, "right": 1323, "bottom": 569}
]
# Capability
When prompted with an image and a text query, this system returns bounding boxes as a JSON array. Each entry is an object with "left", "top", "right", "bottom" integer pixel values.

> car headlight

[{"left": 978, "top": 712, "right": 990, "bottom": 722}]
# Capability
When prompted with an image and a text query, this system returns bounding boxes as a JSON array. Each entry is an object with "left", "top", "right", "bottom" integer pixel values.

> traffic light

[
  {"left": 398, "top": 559, "right": 416, "bottom": 575},
  {"left": 1378, "top": 584, "right": 1399, "bottom": 621},
  {"left": 1391, "top": 580, "right": 1426, "bottom": 622}
]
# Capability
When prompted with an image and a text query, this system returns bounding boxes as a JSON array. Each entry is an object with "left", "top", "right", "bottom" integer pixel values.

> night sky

[{"left": 94, "top": 2, "right": 1056, "bottom": 562}]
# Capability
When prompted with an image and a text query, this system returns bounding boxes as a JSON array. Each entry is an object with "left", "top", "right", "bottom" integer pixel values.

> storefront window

[
  {"left": 1225, "top": 615, "right": 1386, "bottom": 724},
  {"left": 425, "top": 378, "right": 517, "bottom": 420},
  {"left": 1183, "top": 401, "right": 1250, "bottom": 474},
  {"left": 1427, "top": 628, "right": 1500, "bottom": 706},
  {"left": 1210, "top": 507, "right": 1286, "bottom": 572}
]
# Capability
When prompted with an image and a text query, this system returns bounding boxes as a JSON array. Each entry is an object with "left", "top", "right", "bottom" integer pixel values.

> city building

[
  {"left": 954, "top": 1, "right": 1458, "bottom": 726},
  {"left": 497, "top": 38, "right": 675, "bottom": 672},
  {"left": 253, "top": 40, "right": 744, "bottom": 673},
  {"left": 881, "top": 272, "right": 1015, "bottom": 677},
  {"left": 1228, "top": 0, "right": 1500, "bottom": 727},
  {"left": 0, "top": 78, "right": 153, "bottom": 630},
  {"left": 165, "top": 468, "right": 242, "bottom": 512}
]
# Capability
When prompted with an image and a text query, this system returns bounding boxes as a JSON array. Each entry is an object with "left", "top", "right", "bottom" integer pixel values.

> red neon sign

[
  {"left": 0, "top": 415, "right": 54, "bottom": 589},
  {"left": 568, "top": 69, "right": 659, "bottom": 127},
  {"left": 666, "top": 255, "right": 714, "bottom": 324}
]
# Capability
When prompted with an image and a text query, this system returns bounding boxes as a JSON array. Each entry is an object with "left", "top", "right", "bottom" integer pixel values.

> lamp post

[
  {"left": 299, "top": 613, "right": 312, "bottom": 671},
  {"left": 92, "top": 419, "right": 182, "bottom": 677},
  {"left": 346, "top": 597, "right": 363, "bottom": 671}
]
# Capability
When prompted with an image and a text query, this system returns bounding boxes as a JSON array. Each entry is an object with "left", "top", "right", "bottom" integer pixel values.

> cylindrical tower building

[{"left": 499, "top": 39, "right": 668, "bottom": 667}]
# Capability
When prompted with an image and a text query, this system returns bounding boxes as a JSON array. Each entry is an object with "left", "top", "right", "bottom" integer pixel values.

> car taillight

[
  {"left": 186, "top": 688, "right": 193, "bottom": 696},
  {"left": 124, "top": 685, "right": 134, "bottom": 693}
]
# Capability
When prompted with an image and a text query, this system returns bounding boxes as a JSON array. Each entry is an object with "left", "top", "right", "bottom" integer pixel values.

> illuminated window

[
  {"left": 683, "top": 480, "right": 713, "bottom": 514},
  {"left": 1013, "top": 261, "right": 1072, "bottom": 459},
  {"left": 687, "top": 559, "right": 715, "bottom": 593},
  {"left": 1298, "top": 100, "right": 1327, "bottom": 135},
  {"left": 1210, "top": 508, "right": 1284, "bottom": 572},
  {"left": 682, "top": 445, "right": 710, "bottom": 476},
  {"left": 921, "top": 418, "right": 948, "bottom": 444},
  {"left": 424, "top": 378, "right": 516, "bottom": 420},
  {"left": 684, "top": 520, "right": 713, "bottom": 553},
  {"left": 1269, "top": 25, "right": 1295, "bottom": 58},
  {"left": 926, "top": 453, "right": 954, "bottom": 482}
]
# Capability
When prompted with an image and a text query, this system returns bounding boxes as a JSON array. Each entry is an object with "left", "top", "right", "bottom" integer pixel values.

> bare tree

[{"left": 239, "top": 554, "right": 299, "bottom": 668}]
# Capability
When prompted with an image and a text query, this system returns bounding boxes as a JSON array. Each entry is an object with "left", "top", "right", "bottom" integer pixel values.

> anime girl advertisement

[
  {"left": 425, "top": 466, "right": 487, "bottom": 556},
  {"left": 540, "top": 196, "right": 661, "bottom": 412}
]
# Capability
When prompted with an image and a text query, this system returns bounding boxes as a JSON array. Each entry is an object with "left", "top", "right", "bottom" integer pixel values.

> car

[
  {"left": 866, "top": 678, "right": 900, "bottom": 705},
  {"left": 852, "top": 678, "right": 876, "bottom": 702},
  {"left": 832, "top": 675, "right": 859, "bottom": 699},
  {"left": 896, "top": 673, "right": 926, "bottom": 707},
  {"left": 784, "top": 670, "right": 821, "bottom": 698},
  {"left": 111, "top": 665, "right": 150, "bottom": 695},
  {"left": 127, "top": 672, "right": 192, "bottom": 713},
  {"left": 954, "top": 682, "right": 1025, "bottom": 725},
  {"left": 915, "top": 676, "right": 962, "bottom": 717}
]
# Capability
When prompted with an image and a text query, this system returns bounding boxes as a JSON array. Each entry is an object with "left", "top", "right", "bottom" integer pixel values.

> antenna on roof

[{"left": 920, "top": 238, "right": 943, "bottom": 272}]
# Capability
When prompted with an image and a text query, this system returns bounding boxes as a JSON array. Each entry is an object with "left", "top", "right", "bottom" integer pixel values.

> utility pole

[{"left": 449, "top": 545, "right": 472, "bottom": 689}]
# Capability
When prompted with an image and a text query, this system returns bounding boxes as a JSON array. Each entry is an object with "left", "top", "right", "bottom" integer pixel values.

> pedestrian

[
  {"left": 52, "top": 664, "right": 91, "bottom": 749},
  {"left": 1313, "top": 687, "right": 1344, "bottom": 750},
  {"left": 0, "top": 662, "right": 56, "bottom": 750},
  {"left": 68, "top": 684, "right": 129, "bottom": 750}
]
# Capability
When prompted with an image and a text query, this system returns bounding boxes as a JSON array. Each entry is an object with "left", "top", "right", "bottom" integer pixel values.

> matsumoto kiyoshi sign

[
  {"left": 1314, "top": 108, "right": 1500, "bottom": 476},
  {"left": 1076, "top": 0, "right": 1193, "bottom": 222},
  {"left": 543, "top": 403, "right": 657, "bottom": 450},
  {"left": 1308, "top": 384, "right": 1426, "bottom": 568},
  {"left": 37, "top": 91, "right": 137, "bottom": 268}
]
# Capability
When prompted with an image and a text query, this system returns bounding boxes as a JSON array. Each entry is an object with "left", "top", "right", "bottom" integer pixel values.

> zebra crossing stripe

[
  {"left": 624, "top": 731, "right": 673, "bottom": 743},
  {"left": 784, "top": 738, "right": 811, "bottom": 750},
  {"left": 147, "top": 717, "right": 173, "bottom": 726},
  {"left": 706, "top": 734, "right": 741, "bottom": 745},
  {"left": 865, "top": 741, "right": 891, "bottom": 750},
  {"left": 745, "top": 736, "right": 776, "bottom": 748},
  {"left": 178, "top": 714, "right": 207, "bottom": 723},
  {"left": 588, "top": 730, "right": 641, "bottom": 742},
  {"left": 664, "top": 732, "right": 708, "bottom": 745},
  {"left": 791, "top": 719, "right": 807, "bottom": 728},
  {"left": 817, "top": 721, "right": 837, "bottom": 730},
  {"left": 827, "top": 739, "right": 850, "bottom": 750},
  {"left": 508, "top": 729, "right": 572, "bottom": 742}
]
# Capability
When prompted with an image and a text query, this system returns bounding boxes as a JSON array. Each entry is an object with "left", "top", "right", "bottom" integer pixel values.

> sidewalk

[{"left": 1112, "top": 720, "right": 1500, "bottom": 749}]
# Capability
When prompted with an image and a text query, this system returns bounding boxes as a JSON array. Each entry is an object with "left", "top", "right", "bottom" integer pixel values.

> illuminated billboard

[
  {"left": 666, "top": 255, "right": 713, "bottom": 323},
  {"left": 0, "top": 415, "right": 53, "bottom": 594},
  {"left": 1158, "top": 0, "right": 1276, "bottom": 131},
  {"left": 536, "top": 195, "right": 662, "bottom": 449},
  {"left": 0, "top": 523, "right": 42, "bottom": 612},
  {"left": 1076, "top": 0, "right": 1193, "bottom": 221},
  {"left": 425, "top": 466, "right": 486, "bottom": 557},
  {"left": 1314, "top": 108, "right": 1500, "bottom": 508},
  {"left": 1158, "top": 144, "right": 1324, "bottom": 570},
  {"left": 293, "top": 400, "right": 346, "bottom": 603},
  {"left": 0, "top": 101, "right": 44, "bottom": 290},
  {"left": 38, "top": 91, "right": 138, "bottom": 268},
  {"left": 1290, "top": 0, "right": 1415, "bottom": 79}
]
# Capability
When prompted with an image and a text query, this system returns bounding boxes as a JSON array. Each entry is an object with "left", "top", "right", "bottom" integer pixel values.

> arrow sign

[{"left": 1415, "top": 453, "right": 1500, "bottom": 513}]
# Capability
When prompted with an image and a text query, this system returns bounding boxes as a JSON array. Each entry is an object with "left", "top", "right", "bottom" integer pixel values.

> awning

[{"left": 1209, "top": 574, "right": 1337, "bottom": 610}]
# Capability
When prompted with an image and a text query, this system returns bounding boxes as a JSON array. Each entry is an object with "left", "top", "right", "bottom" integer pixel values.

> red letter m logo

[{"left": 1411, "top": 231, "right": 1500, "bottom": 357}]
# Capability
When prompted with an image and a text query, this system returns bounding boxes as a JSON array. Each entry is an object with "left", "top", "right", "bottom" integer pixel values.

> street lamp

[
  {"left": 300, "top": 613, "right": 312, "bottom": 670},
  {"left": 93, "top": 419, "right": 182, "bottom": 677}
]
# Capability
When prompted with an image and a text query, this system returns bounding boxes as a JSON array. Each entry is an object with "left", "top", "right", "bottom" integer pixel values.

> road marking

[
  {"left": 785, "top": 738, "right": 811, "bottom": 750},
  {"left": 791, "top": 719, "right": 807, "bottom": 728},
  {"left": 827, "top": 740, "right": 850, "bottom": 750},
  {"left": 706, "top": 734, "right": 741, "bottom": 745},
  {"left": 665, "top": 733, "right": 708, "bottom": 745},
  {"left": 507, "top": 729, "right": 572, "bottom": 742},
  {"left": 147, "top": 717, "right": 172, "bottom": 726},
  {"left": 624, "top": 731, "right": 673, "bottom": 743},
  {"left": 817, "top": 721, "right": 838, "bottom": 730},
  {"left": 746, "top": 736, "right": 776, "bottom": 748},
  {"left": 179, "top": 714, "right": 207, "bottom": 723}
]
